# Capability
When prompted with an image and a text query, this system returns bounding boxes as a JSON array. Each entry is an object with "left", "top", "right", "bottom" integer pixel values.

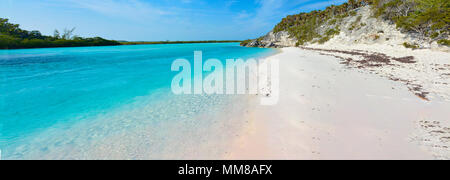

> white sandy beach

[
  {"left": 228, "top": 47, "right": 450, "bottom": 160},
  {"left": 4, "top": 45, "right": 448, "bottom": 160}
]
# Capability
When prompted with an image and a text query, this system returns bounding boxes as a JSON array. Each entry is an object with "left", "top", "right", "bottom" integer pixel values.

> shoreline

[
  {"left": 119, "top": 40, "right": 242, "bottom": 45},
  {"left": 2, "top": 43, "right": 448, "bottom": 159},
  {"left": 0, "top": 41, "right": 243, "bottom": 50},
  {"left": 227, "top": 46, "right": 450, "bottom": 159}
]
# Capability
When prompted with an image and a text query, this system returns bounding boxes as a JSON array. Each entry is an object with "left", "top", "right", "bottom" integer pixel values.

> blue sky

[{"left": 0, "top": 0, "right": 347, "bottom": 41}]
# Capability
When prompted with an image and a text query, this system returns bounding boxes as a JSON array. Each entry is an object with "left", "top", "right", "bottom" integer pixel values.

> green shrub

[
  {"left": 240, "top": 39, "right": 252, "bottom": 46},
  {"left": 355, "top": 16, "right": 362, "bottom": 22},
  {"left": 373, "top": 0, "right": 449, "bottom": 41},
  {"left": 328, "top": 19, "right": 337, "bottom": 25},
  {"left": 325, "top": 28, "right": 340, "bottom": 36},
  {"left": 318, "top": 36, "right": 331, "bottom": 44},
  {"left": 437, "top": 39, "right": 450, "bottom": 46},
  {"left": 349, "top": 16, "right": 363, "bottom": 31},
  {"left": 403, "top": 42, "right": 419, "bottom": 49},
  {"left": 430, "top": 32, "right": 439, "bottom": 39},
  {"left": 348, "top": 25, "right": 356, "bottom": 31}
]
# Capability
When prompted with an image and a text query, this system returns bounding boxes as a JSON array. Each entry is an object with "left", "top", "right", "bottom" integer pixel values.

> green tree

[{"left": 0, "top": 18, "right": 120, "bottom": 49}]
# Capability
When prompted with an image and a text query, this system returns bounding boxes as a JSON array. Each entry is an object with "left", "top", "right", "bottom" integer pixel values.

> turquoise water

[{"left": 0, "top": 43, "right": 275, "bottom": 159}]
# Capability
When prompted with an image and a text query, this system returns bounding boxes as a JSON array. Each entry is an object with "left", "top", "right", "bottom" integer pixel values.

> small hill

[{"left": 241, "top": 0, "right": 449, "bottom": 49}]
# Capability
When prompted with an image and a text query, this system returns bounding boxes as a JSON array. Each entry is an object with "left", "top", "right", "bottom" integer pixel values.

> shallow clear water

[{"left": 0, "top": 43, "right": 276, "bottom": 159}]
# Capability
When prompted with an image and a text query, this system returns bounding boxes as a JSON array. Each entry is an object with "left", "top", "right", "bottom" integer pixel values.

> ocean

[{"left": 0, "top": 43, "right": 276, "bottom": 159}]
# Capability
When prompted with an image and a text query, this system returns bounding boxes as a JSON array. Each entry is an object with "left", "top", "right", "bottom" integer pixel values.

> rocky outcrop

[
  {"left": 243, "top": 6, "right": 418, "bottom": 48},
  {"left": 243, "top": 31, "right": 297, "bottom": 48},
  {"left": 242, "top": 3, "right": 449, "bottom": 50}
]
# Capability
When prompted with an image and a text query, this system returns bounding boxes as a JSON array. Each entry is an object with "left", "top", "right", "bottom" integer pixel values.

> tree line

[{"left": 0, "top": 18, "right": 120, "bottom": 49}]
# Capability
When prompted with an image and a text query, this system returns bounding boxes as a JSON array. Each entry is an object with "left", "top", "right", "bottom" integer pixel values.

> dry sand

[{"left": 227, "top": 47, "right": 450, "bottom": 160}]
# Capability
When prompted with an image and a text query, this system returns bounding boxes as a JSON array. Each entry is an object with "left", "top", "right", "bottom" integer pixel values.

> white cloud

[
  {"left": 225, "top": 0, "right": 239, "bottom": 8},
  {"left": 180, "top": 0, "right": 192, "bottom": 3},
  {"left": 293, "top": 0, "right": 348, "bottom": 12},
  {"left": 66, "top": 0, "right": 173, "bottom": 20}
]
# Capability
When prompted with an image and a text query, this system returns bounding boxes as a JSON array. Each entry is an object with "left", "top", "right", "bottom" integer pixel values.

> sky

[{"left": 0, "top": 0, "right": 347, "bottom": 41}]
